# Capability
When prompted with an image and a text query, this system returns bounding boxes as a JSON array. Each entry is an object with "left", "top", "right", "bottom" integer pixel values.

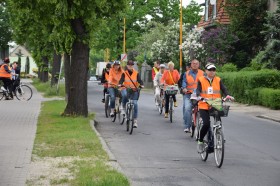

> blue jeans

[
  {"left": 183, "top": 94, "right": 192, "bottom": 129},
  {"left": 108, "top": 87, "right": 117, "bottom": 109},
  {"left": 121, "top": 89, "right": 139, "bottom": 119}
]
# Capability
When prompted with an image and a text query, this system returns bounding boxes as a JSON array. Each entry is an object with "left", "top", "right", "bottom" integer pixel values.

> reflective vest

[
  {"left": 124, "top": 70, "right": 139, "bottom": 88},
  {"left": 185, "top": 69, "right": 204, "bottom": 94},
  {"left": 153, "top": 67, "right": 159, "bottom": 74},
  {"left": 108, "top": 68, "right": 123, "bottom": 87},
  {"left": 0, "top": 64, "right": 11, "bottom": 79},
  {"left": 198, "top": 76, "right": 221, "bottom": 110}
]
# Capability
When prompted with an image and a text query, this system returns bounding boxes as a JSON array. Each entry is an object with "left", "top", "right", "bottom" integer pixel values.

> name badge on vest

[{"left": 208, "top": 87, "right": 213, "bottom": 94}]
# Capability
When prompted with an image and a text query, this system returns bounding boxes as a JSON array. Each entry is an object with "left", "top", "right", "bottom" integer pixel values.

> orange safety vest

[
  {"left": 198, "top": 76, "right": 221, "bottom": 110},
  {"left": 123, "top": 70, "right": 139, "bottom": 88},
  {"left": 108, "top": 68, "right": 123, "bottom": 87},
  {"left": 185, "top": 69, "right": 204, "bottom": 94},
  {"left": 0, "top": 64, "right": 12, "bottom": 79},
  {"left": 161, "top": 70, "right": 179, "bottom": 85}
]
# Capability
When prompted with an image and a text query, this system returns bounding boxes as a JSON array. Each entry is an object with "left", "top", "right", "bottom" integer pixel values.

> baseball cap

[
  {"left": 159, "top": 64, "right": 165, "bottom": 68},
  {"left": 206, "top": 63, "right": 216, "bottom": 70},
  {"left": 127, "top": 60, "right": 134, "bottom": 65}
]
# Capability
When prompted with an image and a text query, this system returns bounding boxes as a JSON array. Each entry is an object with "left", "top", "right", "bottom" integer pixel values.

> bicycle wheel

[
  {"left": 200, "top": 133, "right": 209, "bottom": 161},
  {"left": 214, "top": 129, "right": 224, "bottom": 168},
  {"left": 169, "top": 96, "right": 173, "bottom": 123},
  {"left": 15, "top": 85, "right": 33, "bottom": 101},
  {"left": 0, "top": 91, "right": 4, "bottom": 100},
  {"left": 191, "top": 111, "right": 199, "bottom": 138},
  {"left": 195, "top": 115, "right": 202, "bottom": 141},
  {"left": 112, "top": 108, "right": 117, "bottom": 122},
  {"left": 126, "top": 104, "right": 130, "bottom": 132},
  {"left": 129, "top": 104, "right": 135, "bottom": 135},
  {"left": 105, "top": 94, "right": 110, "bottom": 118}
]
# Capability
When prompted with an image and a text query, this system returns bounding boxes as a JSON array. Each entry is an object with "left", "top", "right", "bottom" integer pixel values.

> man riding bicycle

[
  {"left": 108, "top": 60, "right": 124, "bottom": 117},
  {"left": 153, "top": 64, "right": 166, "bottom": 106},
  {"left": 0, "top": 58, "right": 14, "bottom": 99},
  {"left": 160, "top": 61, "right": 180, "bottom": 118},
  {"left": 182, "top": 59, "right": 204, "bottom": 133},
  {"left": 196, "top": 63, "right": 233, "bottom": 153},
  {"left": 101, "top": 63, "right": 111, "bottom": 103},
  {"left": 119, "top": 60, "right": 144, "bottom": 128}
]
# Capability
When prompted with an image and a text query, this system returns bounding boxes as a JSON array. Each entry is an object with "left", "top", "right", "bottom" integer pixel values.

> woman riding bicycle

[
  {"left": 108, "top": 60, "right": 124, "bottom": 117},
  {"left": 153, "top": 64, "right": 166, "bottom": 106},
  {"left": 119, "top": 60, "right": 144, "bottom": 128},
  {"left": 160, "top": 61, "right": 180, "bottom": 118},
  {"left": 101, "top": 63, "right": 111, "bottom": 103},
  {"left": 196, "top": 63, "right": 233, "bottom": 153}
]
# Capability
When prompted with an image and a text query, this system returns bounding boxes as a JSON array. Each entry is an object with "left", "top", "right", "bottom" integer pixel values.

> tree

[
  {"left": 260, "top": 0, "right": 280, "bottom": 69},
  {"left": 183, "top": 0, "right": 202, "bottom": 26},
  {"left": 226, "top": 0, "right": 267, "bottom": 68},
  {"left": 0, "top": 2, "right": 12, "bottom": 58}
]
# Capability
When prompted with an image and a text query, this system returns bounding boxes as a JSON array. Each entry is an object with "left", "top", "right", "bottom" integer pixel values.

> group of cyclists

[
  {"left": 101, "top": 60, "right": 144, "bottom": 128},
  {"left": 0, "top": 57, "right": 21, "bottom": 100},
  {"left": 100, "top": 58, "right": 234, "bottom": 153}
]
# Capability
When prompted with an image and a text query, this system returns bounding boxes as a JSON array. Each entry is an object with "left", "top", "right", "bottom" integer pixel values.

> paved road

[
  {"left": 0, "top": 80, "right": 42, "bottom": 186},
  {"left": 88, "top": 81, "right": 280, "bottom": 186}
]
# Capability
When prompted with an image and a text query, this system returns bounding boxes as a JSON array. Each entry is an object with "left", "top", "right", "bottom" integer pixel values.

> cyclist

[
  {"left": 11, "top": 61, "right": 21, "bottom": 94},
  {"left": 182, "top": 59, "right": 204, "bottom": 133},
  {"left": 160, "top": 61, "right": 180, "bottom": 118},
  {"left": 119, "top": 60, "right": 144, "bottom": 128},
  {"left": 153, "top": 64, "right": 166, "bottom": 106},
  {"left": 101, "top": 63, "right": 111, "bottom": 103},
  {"left": 108, "top": 60, "right": 124, "bottom": 117},
  {"left": 196, "top": 63, "right": 233, "bottom": 153},
  {"left": 152, "top": 60, "right": 160, "bottom": 80},
  {"left": 0, "top": 57, "right": 14, "bottom": 99}
]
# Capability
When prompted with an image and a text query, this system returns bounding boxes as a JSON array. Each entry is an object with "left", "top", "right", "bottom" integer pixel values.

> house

[
  {"left": 197, "top": 0, "right": 279, "bottom": 28},
  {"left": 197, "top": 0, "right": 229, "bottom": 28},
  {"left": 9, "top": 45, "right": 38, "bottom": 76}
]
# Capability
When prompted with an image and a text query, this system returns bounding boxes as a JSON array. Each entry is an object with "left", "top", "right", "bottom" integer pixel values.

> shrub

[
  {"left": 219, "top": 70, "right": 280, "bottom": 108},
  {"left": 221, "top": 63, "right": 237, "bottom": 72},
  {"left": 258, "top": 88, "right": 280, "bottom": 109}
]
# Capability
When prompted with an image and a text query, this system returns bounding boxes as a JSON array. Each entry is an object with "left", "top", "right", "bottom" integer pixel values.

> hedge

[{"left": 218, "top": 70, "right": 280, "bottom": 109}]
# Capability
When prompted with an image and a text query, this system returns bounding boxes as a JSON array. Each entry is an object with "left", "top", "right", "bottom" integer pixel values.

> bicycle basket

[
  {"left": 220, "top": 105, "right": 230, "bottom": 117},
  {"left": 165, "top": 85, "right": 178, "bottom": 95}
]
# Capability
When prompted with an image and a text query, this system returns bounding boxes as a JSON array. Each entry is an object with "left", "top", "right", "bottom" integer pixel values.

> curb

[
  {"left": 89, "top": 120, "right": 126, "bottom": 175},
  {"left": 256, "top": 115, "right": 280, "bottom": 123}
]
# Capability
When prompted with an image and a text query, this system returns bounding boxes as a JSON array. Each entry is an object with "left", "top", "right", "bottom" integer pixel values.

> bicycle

[
  {"left": 155, "top": 86, "right": 165, "bottom": 115},
  {"left": 196, "top": 98, "right": 232, "bottom": 168},
  {"left": 104, "top": 92, "right": 110, "bottom": 118},
  {"left": 190, "top": 94, "right": 199, "bottom": 138},
  {"left": 125, "top": 87, "right": 141, "bottom": 135},
  {"left": 111, "top": 89, "right": 125, "bottom": 124},
  {"left": 0, "top": 82, "right": 32, "bottom": 101},
  {"left": 164, "top": 85, "right": 179, "bottom": 123}
]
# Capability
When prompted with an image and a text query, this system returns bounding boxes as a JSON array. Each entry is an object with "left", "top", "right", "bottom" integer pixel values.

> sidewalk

[{"left": 0, "top": 79, "right": 42, "bottom": 186}]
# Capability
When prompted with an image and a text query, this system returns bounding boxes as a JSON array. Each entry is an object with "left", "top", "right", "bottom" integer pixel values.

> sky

[{"left": 183, "top": 0, "right": 205, "bottom": 6}]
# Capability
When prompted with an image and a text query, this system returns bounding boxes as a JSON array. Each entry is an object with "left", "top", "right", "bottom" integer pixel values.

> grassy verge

[
  {"left": 32, "top": 78, "right": 65, "bottom": 97},
  {"left": 27, "top": 100, "right": 129, "bottom": 185}
]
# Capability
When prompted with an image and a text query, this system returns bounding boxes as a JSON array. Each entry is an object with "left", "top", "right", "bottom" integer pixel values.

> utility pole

[{"left": 179, "top": 0, "right": 183, "bottom": 74}]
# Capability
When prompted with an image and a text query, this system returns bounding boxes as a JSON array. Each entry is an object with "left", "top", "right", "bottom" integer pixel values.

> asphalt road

[{"left": 88, "top": 81, "right": 280, "bottom": 186}]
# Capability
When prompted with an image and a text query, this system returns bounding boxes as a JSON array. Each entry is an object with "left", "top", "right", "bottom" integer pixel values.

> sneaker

[
  {"left": 197, "top": 141, "right": 204, "bottom": 153},
  {"left": 101, "top": 99, "right": 105, "bottom": 103},
  {"left": 174, "top": 102, "right": 178, "bottom": 107},
  {"left": 110, "top": 112, "right": 114, "bottom": 117},
  {"left": 121, "top": 109, "right": 125, "bottom": 115},
  {"left": 133, "top": 120, "right": 138, "bottom": 128},
  {"left": 184, "top": 128, "right": 190, "bottom": 133},
  {"left": 164, "top": 113, "right": 168, "bottom": 118}
]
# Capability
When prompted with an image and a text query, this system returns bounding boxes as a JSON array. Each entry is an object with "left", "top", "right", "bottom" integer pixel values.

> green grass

[
  {"left": 32, "top": 100, "right": 129, "bottom": 185},
  {"left": 32, "top": 78, "right": 65, "bottom": 97}
]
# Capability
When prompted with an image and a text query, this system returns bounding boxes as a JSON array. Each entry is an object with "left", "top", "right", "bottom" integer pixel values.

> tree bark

[
  {"left": 51, "top": 51, "right": 61, "bottom": 87},
  {"left": 41, "top": 56, "right": 49, "bottom": 82},
  {"left": 64, "top": 53, "right": 71, "bottom": 103},
  {"left": 63, "top": 18, "right": 89, "bottom": 117}
]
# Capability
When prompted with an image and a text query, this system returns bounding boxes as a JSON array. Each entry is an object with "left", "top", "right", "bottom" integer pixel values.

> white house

[{"left": 9, "top": 45, "right": 37, "bottom": 76}]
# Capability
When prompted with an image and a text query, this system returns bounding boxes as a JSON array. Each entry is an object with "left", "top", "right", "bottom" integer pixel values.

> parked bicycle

[
  {"left": 125, "top": 87, "right": 142, "bottom": 135},
  {"left": 164, "top": 85, "right": 179, "bottom": 123},
  {"left": 196, "top": 98, "right": 232, "bottom": 168}
]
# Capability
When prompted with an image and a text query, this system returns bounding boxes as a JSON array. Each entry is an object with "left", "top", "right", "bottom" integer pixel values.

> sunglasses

[{"left": 208, "top": 68, "right": 216, "bottom": 71}]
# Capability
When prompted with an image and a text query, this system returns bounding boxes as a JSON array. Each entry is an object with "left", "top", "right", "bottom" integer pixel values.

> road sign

[{"left": 121, "top": 54, "right": 127, "bottom": 62}]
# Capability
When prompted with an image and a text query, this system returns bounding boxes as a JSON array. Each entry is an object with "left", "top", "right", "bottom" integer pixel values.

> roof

[{"left": 9, "top": 45, "right": 31, "bottom": 57}]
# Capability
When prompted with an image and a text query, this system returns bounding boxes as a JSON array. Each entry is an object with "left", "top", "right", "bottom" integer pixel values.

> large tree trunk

[
  {"left": 63, "top": 18, "right": 89, "bottom": 117},
  {"left": 64, "top": 53, "right": 71, "bottom": 103},
  {"left": 51, "top": 51, "right": 61, "bottom": 87}
]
